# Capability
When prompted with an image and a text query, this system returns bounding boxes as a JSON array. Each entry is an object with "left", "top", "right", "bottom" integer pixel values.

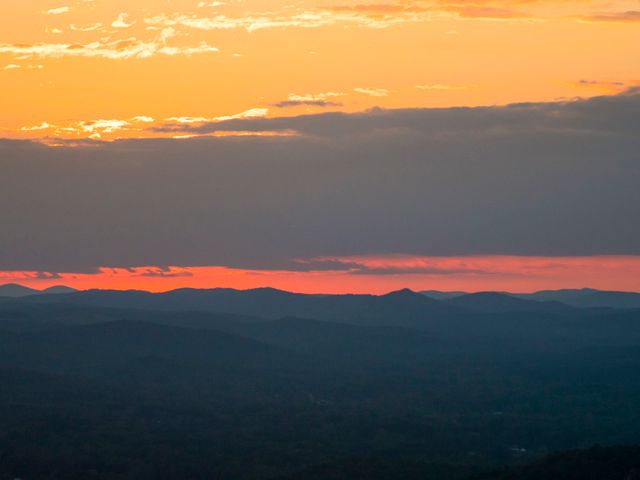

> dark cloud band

[{"left": 1, "top": 90, "right": 639, "bottom": 272}]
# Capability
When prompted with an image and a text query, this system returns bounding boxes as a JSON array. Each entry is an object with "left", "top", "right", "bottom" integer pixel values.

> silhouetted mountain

[
  {"left": 512, "top": 288, "right": 602, "bottom": 303},
  {"left": 5, "top": 298, "right": 640, "bottom": 359},
  {"left": 421, "top": 290, "right": 469, "bottom": 300},
  {"left": 421, "top": 288, "right": 640, "bottom": 310},
  {"left": 22, "top": 287, "right": 464, "bottom": 326},
  {"left": 0, "top": 283, "right": 77, "bottom": 298},
  {"left": 0, "top": 283, "right": 40, "bottom": 297},
  {"left": 512, "top": 288, "right": 640, "bottom": 309},
  {"left": 41, "top": 285, "right": 77, "bottom": 294},
  {"left": 445, "top": 292, "right": 572, "bottom": 313}
]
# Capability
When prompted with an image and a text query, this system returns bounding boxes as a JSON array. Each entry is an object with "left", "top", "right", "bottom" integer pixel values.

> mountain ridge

[{"left": 0, "top": 283, "right": 77, "bottom": 298}]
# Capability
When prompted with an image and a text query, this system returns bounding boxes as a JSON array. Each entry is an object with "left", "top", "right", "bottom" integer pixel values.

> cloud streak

[
  {"left": 581, "top": 10, "right": 640, "bottom": 23},
  {"left": 44, "top": 6, "right": 71, "bottom": 16},
  {"left": 273, "top": 92, "right": 346, "bottom": 108},
  {"left": 0, "top": 39, "right": 218, "bottom": 60}
]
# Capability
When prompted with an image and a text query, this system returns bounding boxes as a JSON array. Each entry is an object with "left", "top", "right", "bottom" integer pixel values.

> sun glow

[{"left": 2, "top": 256, "right": 639, "bottom": 294}]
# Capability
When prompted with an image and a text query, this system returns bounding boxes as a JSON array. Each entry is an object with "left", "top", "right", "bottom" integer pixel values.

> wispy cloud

[
  {"left": 20, "top": 116, "right": 153, "bottom": 139},
  {"left": 354, "top": 87, "right": 390, "bottom": 97},
  {"left": 143, "top": 5, "right": 438, "bottom": 33},
  {"left": 450, "top": 5, "right": 529, "bottom": 20},
  {"left": 568, "top": 79, "right": 630, "bottom": 95},
  {"left": 294, "top": 255, "right": 493, "bottom": 275},
  {"left": 70, "top": 23, "right": 104, "bottom": 32},
  {"left": 18, "top": 109, "right": 268, "bottom": 140},
  {"left": 44, "top": 6, "right": 70, "bottom": 15},
  {"left": 137, "top": 266, "right": 194, "bottom": 278},
  {"left": 0, "top": 38, "right": 218, "bottom": 60},
  {"left": 20, "top": 122, "right": 51, "bottom": 131},
  {"left": 198, "top": 1, "right": 227, "bottom": 7},
  {"left": 3, "top": 64, "right": 43, "bottom": 71},
  {"left": 273, "top": 92, "right": 345, "bottom": 108},
  {"left": 112, "top": 13, "right": 136, "bottom": 28},
  {"left": 131, "top": 116, "right": 155, "bottom": 123},
  {"left": 581, "top": 10, "right": 640, "bottom": 23},
  {"left": 165, "top": 108, "right": 268, "bottom": 124}
]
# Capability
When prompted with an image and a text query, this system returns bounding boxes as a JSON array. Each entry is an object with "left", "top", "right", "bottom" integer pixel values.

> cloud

[
  {"left": 17, "top": 110, "right": 268, "bottom": 139},
  {"left": 112, "top": 13, "right": 136, "bottom": 28},
  {"left": 354, "top": 87, "right": 390, "bottom": 97},
  {"left": 34, "top": 271, "right": 63, "bottom": 280},
  {"left": 131, "top": 116, "right": 155, "bottom": 123},
  {"left": 165, "top": 108, "right": 268, "bottom": 124},
  {"left": 44, "top": 6, "right": 70, "bottom": 15},
  {"left": 151, "top": 88, "right": 640, "bottom": 138},
  {"left": 273, "top": 92, "right": 345, "bottom": 108},
  {"left": 322, "top": 1, "right": 535, "bottom": 21},
  {"left": 293, "top": 255, "right": 492, "bottom": 275},
  {"left": 198, "top": 1, "right": 227, "bottom": 7},
  {"left": 575, "top": 80, "right": 625, "bottom": 87},
  {"left": 143, "top": 5, "right": 435, "bottom": 33},
  {"left": 20, "top": 122, "right": 51, "bottom": 131},
  {"left": 570, "top": 79, "right": 628, "bottom": 94},
  {"left": 25, "top": 117, "right": 161, "bottom": 139},
  {"left": 274, "top": 100, "right": 343, "bottom": 108},
  {"left": 70, "top": 23, "right": 104, "bottom": 32},
  {"left": 581, "top": 10, "right": 640, "bottom": 23},
  {"left": 0, "top": 38, "right": 218, "bottom": 60},
  {"left": 137, "top": 267, "right": 194, "bottom": 278},
  {"left": 1, "top": 90, "right": 639, "bottom": 272}
]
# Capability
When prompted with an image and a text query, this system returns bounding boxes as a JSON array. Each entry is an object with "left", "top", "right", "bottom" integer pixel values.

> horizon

[
  {"left": 2, "top": 253, "right": 639, "bottom": 294},
  {"left": 3, "top": 281, "right": 640, "bottom": 296}
]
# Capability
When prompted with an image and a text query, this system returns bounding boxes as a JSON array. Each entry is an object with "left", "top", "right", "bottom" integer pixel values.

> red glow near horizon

[{"left": 2, "top": 255, "right": 639, "bottom": 294}]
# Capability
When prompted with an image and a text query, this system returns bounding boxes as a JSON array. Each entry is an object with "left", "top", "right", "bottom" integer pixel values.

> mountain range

[
  {"left": 2, "top": 285, "right": 638, "bottom": 324},
  {"left": 424, "top": 288, "right": 640, "bottom": 309}
]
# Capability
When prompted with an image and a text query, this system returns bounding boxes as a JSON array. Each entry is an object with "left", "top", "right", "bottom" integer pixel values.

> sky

[{"left": 1, "top": 0, "right": 639, "bottom": 293}]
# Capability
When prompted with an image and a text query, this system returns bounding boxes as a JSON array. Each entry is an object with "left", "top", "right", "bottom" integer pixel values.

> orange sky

[
  {"left": 1, "top": 0, "right": 639, "bottom": 140},
  {"left": 3, "top": 256, "right": 639, "bottom": 293}
]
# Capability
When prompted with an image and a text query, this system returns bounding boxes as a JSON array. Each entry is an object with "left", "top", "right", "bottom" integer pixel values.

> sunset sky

[{"left": 1, "top": 0, "right": 639, "bottom": 293}]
